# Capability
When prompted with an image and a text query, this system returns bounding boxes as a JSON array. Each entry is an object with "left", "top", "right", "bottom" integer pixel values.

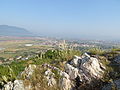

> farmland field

[{"left": 0, "top": 36, "right": 55, "bottom": 59}]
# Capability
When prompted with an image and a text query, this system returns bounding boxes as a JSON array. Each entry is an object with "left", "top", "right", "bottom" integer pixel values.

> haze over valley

[
  {"left": 1, "top": 0, "right": 120, "bottom": 40},
  {"left": 0, "top": 0, "right": 120, "bottom": 90}
]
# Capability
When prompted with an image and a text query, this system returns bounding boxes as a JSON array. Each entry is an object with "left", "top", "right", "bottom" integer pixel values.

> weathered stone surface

[
  {"left": 2, "top": 65, "right": 36, "bottom": 90},
  {"left": 2, "top": 53, "right": 106, "bottom": 90},
  {"left": 81, "top": 57, "right": 104, "bottom": 78},
  {"left": 21, "top": 65, "right": 36, "bottom": 79},
  {"left": 2, "top": 80, "right": 25, "bottom": 90},
  {"left": 13, "top": 80, "right": 25, "bottom": 90},
  {"left": 45, "top": 69, "right": 56, "bottom": 86},
  {"left": 59, "top": 71, "right": 72, "bottom": 90},
  {"left": 65, "top": 53, "right": 105, "bottom": 84},
  {"left": 44, "top": 53, "right": 106, "bottom": 90},
  {"left": 43, "top": 64, "right": 72, "bottom": 90},
  {"left": 70, "top": 55, "right": 81, "bottom": 67},
  {"left": 3, "top": 81, "right": 13, "bottom": 90},
  {"left": 59, "top": 76, "right": 71, "bottom": 90},
  {"left": 65, "top": 64, "right": 79, "bottom": 80}
]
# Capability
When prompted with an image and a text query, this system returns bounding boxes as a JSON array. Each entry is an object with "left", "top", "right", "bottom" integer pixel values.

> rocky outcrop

[
  {"left": 1, "top": 65, "right": 37, "bottom": 90},
  {"left": 21, "top": 65, "right": 36, "bottom": 79},
  {"left": 45, "top": 69, "right": 56, "bottom": 86},
  {"left": 59, "top": 72, "right": 71, "bottom": 90},
  {"left": 43, "top": 64, "right": 72, "bottom": 90},
  {"left": 13, "top": 80, "right": 25, "bottom": 90},
  {"left": 2, "top": 81, "right": 13, "bottom": 90},
  {"left": 65, "top": 53, "right": 105, "bottom": 84},
  {"left": 44, "top": 53, "right": 106, "bottom": 90},
  {"left": 1, "top": 53, "right": 106, "bottom": 90},
  {"left": 2, "top": 80, "right": 25, "bottom": 90}
]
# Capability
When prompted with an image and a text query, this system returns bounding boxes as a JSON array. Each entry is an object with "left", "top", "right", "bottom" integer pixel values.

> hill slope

[{"left": 0, "top": 25, "right": 33, "bottom": 36}]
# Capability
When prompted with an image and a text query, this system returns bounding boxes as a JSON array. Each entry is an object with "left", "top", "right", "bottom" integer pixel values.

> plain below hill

[{"left": 0, "top": 25, "right": 33, "bottom": 36}]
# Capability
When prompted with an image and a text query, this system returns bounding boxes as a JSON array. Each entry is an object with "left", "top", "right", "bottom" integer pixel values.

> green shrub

[{"left": 88, "top": 48, "right": 105, "bottom": 55}]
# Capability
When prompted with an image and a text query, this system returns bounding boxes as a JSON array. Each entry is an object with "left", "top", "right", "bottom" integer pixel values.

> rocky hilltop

[
  {"left": 1, "top": 53, "right": 109, "bottom": 90},
  {"left": 43, "top": 53, "right": 106, "bottom": 90}
]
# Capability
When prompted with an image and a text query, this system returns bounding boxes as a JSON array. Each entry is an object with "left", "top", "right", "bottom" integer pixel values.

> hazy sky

[{"left": 0, "top": 0, "right": 120, "bottom": 40}]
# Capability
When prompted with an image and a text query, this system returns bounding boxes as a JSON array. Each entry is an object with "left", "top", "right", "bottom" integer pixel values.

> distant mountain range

[{"left": 0, "top": 25, "right": 33, "bottom": 36}]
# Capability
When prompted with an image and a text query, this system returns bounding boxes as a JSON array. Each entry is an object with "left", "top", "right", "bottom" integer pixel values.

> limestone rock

[
  {"left": 65, "top": 64, "right": 79, "bottom": 80},
  {"left": 59, "top": 76, "right": 71, "bottom": 90},
  {"left": 21, "top": 65, "right": 36, "bottom": 79},
  {"left": 3, "top": 81, "right": 13, "bottom": 90},
  {"left": 65, "top": 53, "right": 105, "bottom": 84},
  {"left": 13, "top": 80, "right": 25, "bottom": 90},
  {"left": 44, "top": 64, "right": 72, "bottom": 90},
  {"left": 2, "top": 80, "right": 25, "bottom": 90},
  {"left": 70, "top": 55, "right": 81, "bottom": 67},
  {"left": 45, "top": 69, "right": 56, "bottom": 86},
  {"left": 44, "top": 53, "right": 106, "bottom": 90},
  {"left": 59, "top": 71, "right": 72, "bottom": 90}
]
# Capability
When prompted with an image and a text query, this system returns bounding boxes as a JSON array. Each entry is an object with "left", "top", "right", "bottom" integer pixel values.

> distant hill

[{"left": 0, "top": 25, "right": 33, "bottom": 36}]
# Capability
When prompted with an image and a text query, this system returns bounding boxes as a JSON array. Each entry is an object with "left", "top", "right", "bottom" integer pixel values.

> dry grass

[{"left": 23, "top": 65, "right": 60, "bottom": 90}]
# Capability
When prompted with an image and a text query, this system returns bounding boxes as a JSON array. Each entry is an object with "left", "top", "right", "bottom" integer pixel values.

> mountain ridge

[{"left": 0, "top": 25, "right": 33, "bottom": 36}]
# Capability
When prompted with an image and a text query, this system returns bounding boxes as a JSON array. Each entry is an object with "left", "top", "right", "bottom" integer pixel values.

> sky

[{"left": 0, "top": 0, "right": 120, "bottom": 40}]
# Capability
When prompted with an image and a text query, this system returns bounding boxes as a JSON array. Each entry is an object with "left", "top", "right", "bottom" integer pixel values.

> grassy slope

[{"left": 0, "top": 49, "right": 81, "bottom": 86}]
